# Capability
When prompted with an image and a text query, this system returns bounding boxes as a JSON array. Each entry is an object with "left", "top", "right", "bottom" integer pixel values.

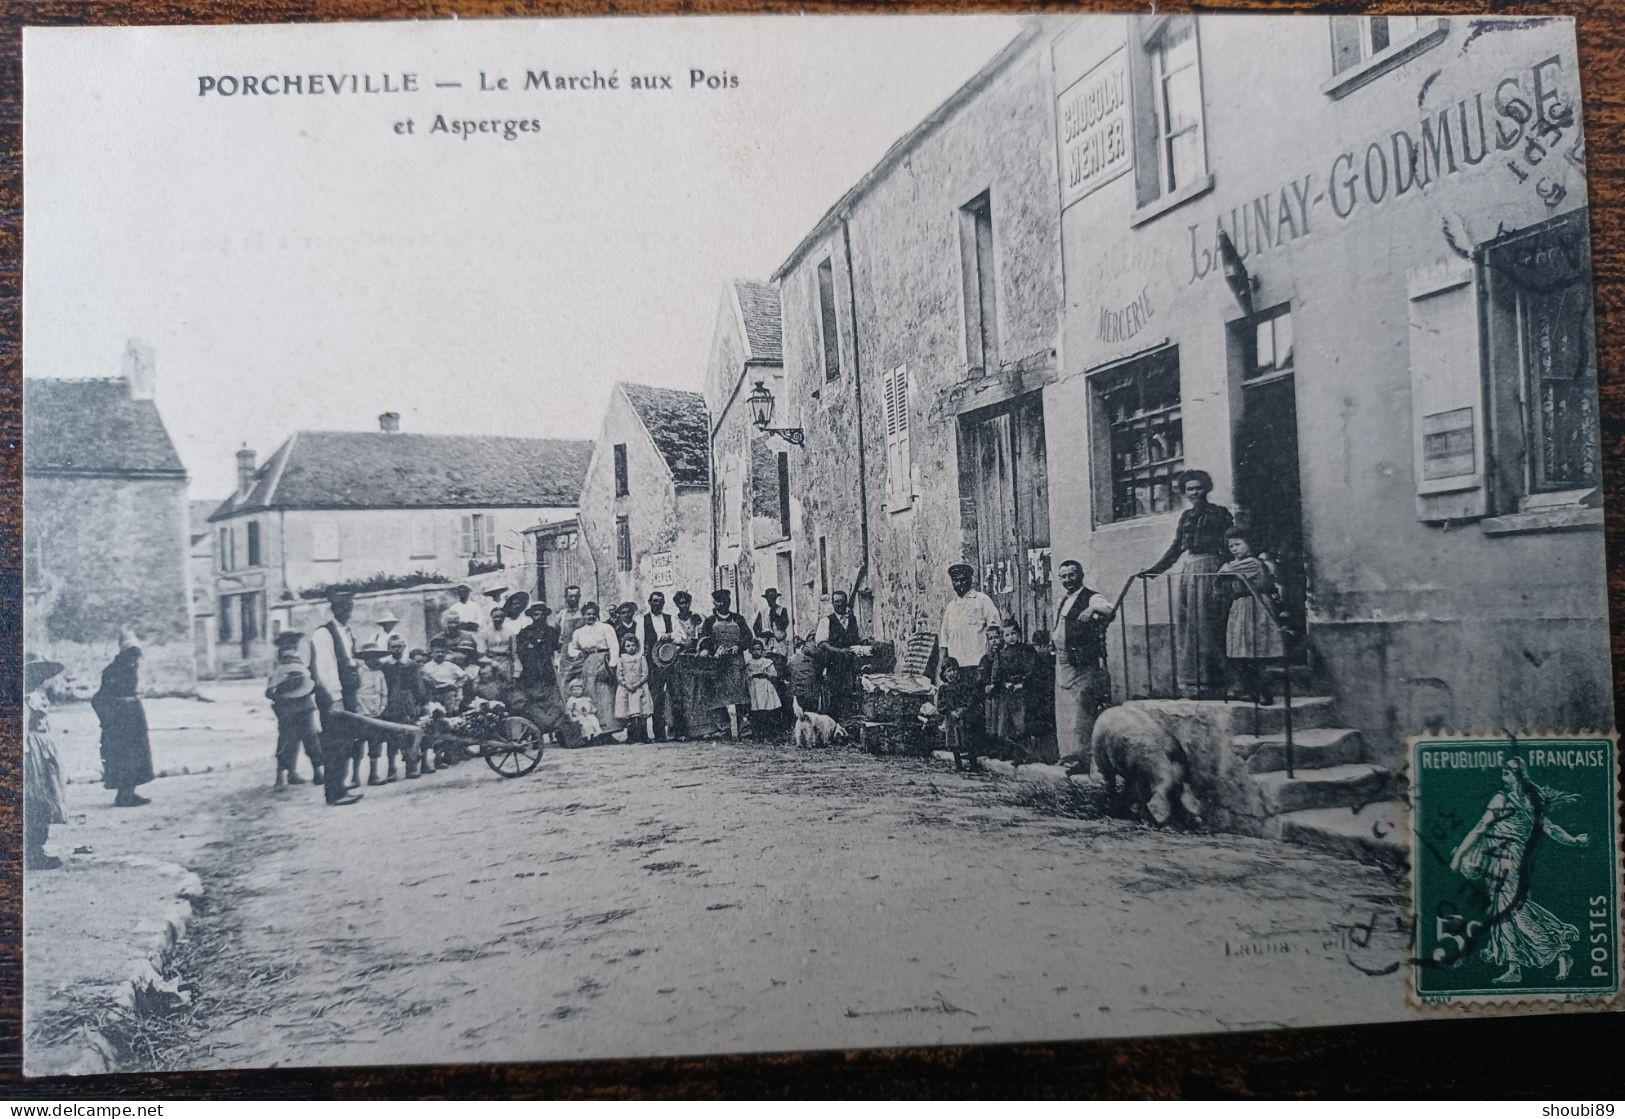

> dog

[
  {"left": 792, "top": 699, "right": 849, "bottom": 749},
  {"left": 1091, "top": 706, "right": 1204, "bottom": 827}
]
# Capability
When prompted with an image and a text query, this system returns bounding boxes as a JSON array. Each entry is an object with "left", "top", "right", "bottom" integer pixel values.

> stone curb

[
  {"left": 929, "top": 750, "right": 1098, "bottom": 790},
  {"left": 26, "top": 855, "right": 205, "bottom": 1077}
]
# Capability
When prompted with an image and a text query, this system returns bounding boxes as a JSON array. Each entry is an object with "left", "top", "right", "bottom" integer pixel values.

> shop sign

[
  {"left": 1058, "top": 47, "right": 1130, "bottom": 210},
  {"left": 651, "top": 550, "right": 675, "bottom": 588},
  {"left": 1422, "top": 408, "right": 1476, "bottom": 480}
]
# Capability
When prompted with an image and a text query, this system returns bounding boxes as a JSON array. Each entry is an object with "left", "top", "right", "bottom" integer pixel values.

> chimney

[
  {"left": 236, "top": 447, "right": 256, "bottom": 496},
  {"left": 122, "top": 339, "right": 156, "bottom": 401},
  {"left": 379, "top": 411, "right": 401, "bottom": 433}
]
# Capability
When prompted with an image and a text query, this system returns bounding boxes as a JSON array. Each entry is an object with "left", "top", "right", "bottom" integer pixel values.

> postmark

[{"left": 1408, "top": 733, "right": 1621, "bottom": 1007}]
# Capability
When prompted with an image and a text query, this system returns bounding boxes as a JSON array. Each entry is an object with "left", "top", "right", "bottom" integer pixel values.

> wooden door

[{"left": 958, "top": 394, "right": 1053, "bottom": 641}]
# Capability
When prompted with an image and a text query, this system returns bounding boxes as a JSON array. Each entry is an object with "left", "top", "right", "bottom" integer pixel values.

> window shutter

[
  {"left": 246, "top": 521, "right": 261, "bottom": 567},
  {"left": 1407, "top": 262, "right": 1487, "bottom": 521},
  {"left": 460, "top": 515, "right": 474, "bottom": 556},
  {"left": 483, "top": 516, "right": 496, "bottom": 557},
  {"left": 884, "top": 366, "right": 912, "bottom": 508},
  {"left": 777, "top": 452, "right": 791, "bottom": 539},
  {"left": 1329, "top": 16, "right": 1364, "bottom": 75}
]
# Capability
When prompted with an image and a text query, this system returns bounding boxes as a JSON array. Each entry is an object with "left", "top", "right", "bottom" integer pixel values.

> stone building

[
  {"left": 1046, "top": 14, "right": 1607, "bottom": 777},
  {"left": 704, "top": 280, "right": 797, "bottom": 634},
  {"left": 207, "top": 412, "right": 590, "bottom": 673},
  {"left": 577, "top": 383, "right": 712, "bottom": 611},
  {"left": 772, "top": 22, "right": 1064, "bottom": 645},
  {"left": 23, "top": 352, "right": 195, "bottom": 693},
  {"left": 187, "top": 499, "right": 219, "bottom": 679}
]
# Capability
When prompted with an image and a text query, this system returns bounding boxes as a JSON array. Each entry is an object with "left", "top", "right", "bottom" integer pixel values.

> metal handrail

[{"left": 1106, "top": 569, "right": 1299, "bottom": 778}]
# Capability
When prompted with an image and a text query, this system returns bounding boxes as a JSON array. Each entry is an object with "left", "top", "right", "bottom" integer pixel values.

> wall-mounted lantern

[{"left": 746, "top": 380, "right": 806, "bottom": 447}]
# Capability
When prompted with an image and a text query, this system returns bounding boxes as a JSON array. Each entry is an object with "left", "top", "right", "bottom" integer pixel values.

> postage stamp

[{"left": 1409, "top": 734, "right": 1621, "bottom": 1005}]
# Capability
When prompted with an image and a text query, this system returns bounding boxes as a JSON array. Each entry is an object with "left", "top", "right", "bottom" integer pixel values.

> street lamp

[{"left": 746, "top": 380, "right": 805, "bottom": 447}]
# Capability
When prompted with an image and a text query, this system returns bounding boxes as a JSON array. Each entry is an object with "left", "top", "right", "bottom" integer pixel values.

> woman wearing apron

[{"left": 1138, "top": 470, "right": 1234, "bottom": 699}]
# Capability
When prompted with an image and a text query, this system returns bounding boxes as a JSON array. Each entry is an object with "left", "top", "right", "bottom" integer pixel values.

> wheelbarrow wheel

[{"left": 484, "top": 716, "right": 544, "bottom": 778}]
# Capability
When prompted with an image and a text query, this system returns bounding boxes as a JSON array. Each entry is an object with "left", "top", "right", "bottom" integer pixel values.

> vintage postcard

[{"left": 19, "top": 12, "right": 1620, "bottom": 1075}]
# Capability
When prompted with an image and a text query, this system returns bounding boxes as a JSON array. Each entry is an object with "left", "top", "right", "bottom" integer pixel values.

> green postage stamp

[{"left": 1410, "top": 734, "right": 1621, "bottom": 1005}]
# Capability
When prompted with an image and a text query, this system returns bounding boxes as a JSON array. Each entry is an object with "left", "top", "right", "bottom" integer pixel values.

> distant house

[
  {"left": 23, "top": 346, "right": 196, "bottom": 693},
  {"left": 207, "top": 411, "right": 591, "bottom": 672},
  {"left": 188, "top": 500, "right": 219, "bottom": 679},
  {"left": 704, "top": 280, "right": 796, "bottom": 633},
  {"left": 578, "top": 383, "right": 712, "bottom": 609}
]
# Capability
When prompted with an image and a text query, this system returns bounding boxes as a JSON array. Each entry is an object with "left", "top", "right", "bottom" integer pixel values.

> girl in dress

[
  {"left": 745, "top": 640, "right": 783, "bottom": 738},
  {"left": 614, "top": 634, "right": 655, "bottom": 743},
  {"left": 565, "top": 680, "right": 603, "bottom": 741},
  {"left": 1217, "top": 529, "right": 1287, "bottom": 705},
  {"left": 24, "top": 655, "right": 69, "bottom": 871}
]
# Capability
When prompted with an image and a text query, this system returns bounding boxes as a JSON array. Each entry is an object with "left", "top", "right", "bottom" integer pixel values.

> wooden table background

[{"left": 1, "top": 0, "right": 1622, "bottom": 1098}]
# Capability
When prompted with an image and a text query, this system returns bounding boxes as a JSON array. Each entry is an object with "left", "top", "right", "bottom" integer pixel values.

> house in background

[
  {"left": 704, "top": 280, "right": 796, "bottom": 634},
  {"left": 23, "top": 344, "right": 196, "bottom": 693},
  {"left": 188, "top": 499, "right": 219, "bottom": 679},
  {"left": 207, "top": 411, "right": 591, "bottom": 673},
  {"left": 521, "top": 516, "right": 596, "bottom": 609},
  {"left": 577, "top": 383, "right": 712, "bottom": 609}
]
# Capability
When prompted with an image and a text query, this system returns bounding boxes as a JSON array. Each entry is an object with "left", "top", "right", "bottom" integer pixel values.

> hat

[
  {"left": 711, "top": 588, "right": 732, "bottom": 604},
  {"left": 948, "top": 563, "right": 974, "bottom": 580},
  {"left": 454, "top": 582, "right": 473, "bottom": 593},
  {"left": 24, "top": 653, "right": 65, "bottom": 694},
  {"left": 453, "top": 639, "right": 480, "bottom": 655},
  {"left": 525, "top": 602, "right": 550, "bottom": 618},
  {"left": 327, "top": 590, "right": 355, "bottom": 605},
  {"left": 429, "top": 636, "right": 450, "bottom": 650},
  {"left": 505, "top": 591, "right": 531, "bottom": 611},
  {"left": 118, "top": 628, "right": 142, "bottom": 651},
  {"left": 356, "top": 636, "right": 389, "bottom": 659},
  {"left": 267, "top": 662, "right": 316, "bottom": 700},
  {"left": 484, "top": 585, "right": 509, "bottom": 601},
  {"left": 618, "top": 600, "right": 638, "bottom": 615},
  {"left": 374, "top": 610, "right": 401, "bottom": 632},
  {"left": 763, "top": 588, "right": 780, "bottom": 600},
  {"left": 274, "top": 629, "right": 305, "bottom": 649}
]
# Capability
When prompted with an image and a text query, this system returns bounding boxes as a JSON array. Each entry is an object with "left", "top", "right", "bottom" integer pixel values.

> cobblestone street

[{"left": 28, "top": 689, "right": 1419, "bottom": 1072}]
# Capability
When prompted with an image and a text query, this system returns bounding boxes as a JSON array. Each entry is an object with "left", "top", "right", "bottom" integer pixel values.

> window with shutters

[
  {"left": 959, "top": 193, "right": 998, "bottom": 376},
  {"left": 1128, "top": 16, "right": 1211, "bottom": 218},
  {"left": 246, "top": 520, "right": 262, "bottom": 568},
  {"left": 616, "top": 515, "right": 632, "bottom": 572},
  {"left": 883, "top": 365, "right": 914, "bottom": 512},
  {"left": 312, "top": 519, "right": 340, "bottom": 562},
  {"left": 1324, "top": 16, "right": 1447, "bottom": 99},
  {"left": 817, "top": 258, "right": 842, "bottom": 382},
  {"left": 613, "top": 443, "right": 629, "bottom": 497},
  {"left": 460, "top": 514, "right": 496, "bottom": 557}
]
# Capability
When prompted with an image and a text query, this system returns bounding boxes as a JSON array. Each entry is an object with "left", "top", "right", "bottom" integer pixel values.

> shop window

[
  {"left": 1092, "top": 346, "right": 1184, "bottom": 524},
  {"left": 616, "top": 515, "right": 632, "bottom": 571},
  {"left": 1325, "top": 16, "right": 1448, "bottom": 100},
  {"left": 1482, "top": 212, "right": 1599, "bottom": 507},
  {"left": 817, "top": 258, "right": 842, "bottom": 382},
  {"left": 613, "top": 443, "right": 629, "bottom": 497},
  {"left": 245, "top": 520, "right": 262, "bottom": 568},
  {"left": 883, "top": 365, "right": 913, "bottom": 511},
  {"left": 1130, "top": 16, "right": 1210, "bottom": 217},
  {"left": 959, "top": 192, "right": 999, "bottom": 376}
]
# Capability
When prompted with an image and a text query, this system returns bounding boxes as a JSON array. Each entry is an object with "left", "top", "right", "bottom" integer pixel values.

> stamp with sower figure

[{"left": 1409, "top": 734, "right": 1620, "bottom": 1004}]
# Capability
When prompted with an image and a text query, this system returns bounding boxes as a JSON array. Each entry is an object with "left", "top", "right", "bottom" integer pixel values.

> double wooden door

[{"left": 957, "top": 392, "right": 1053, "bottom": 641}]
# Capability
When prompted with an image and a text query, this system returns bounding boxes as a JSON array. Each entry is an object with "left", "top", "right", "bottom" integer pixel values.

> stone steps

[
  {"left": 1273, "top": 803, "right": 1410, "bottom": 870},
  {"left": 1252, "top": 762, "right": 1392, "bottom": 815},
  {"left": 1224, "top": 696, "right": 1339, "bottom": 737},
  {"left": 1232, "top": 727, "right": 1365, "bottom": 774}
]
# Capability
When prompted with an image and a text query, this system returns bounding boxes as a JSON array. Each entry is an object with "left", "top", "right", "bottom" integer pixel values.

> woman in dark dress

[
  {"left": 699, "top": 589, "right": 751, "bottom": 740},
  {"left": 1138, "top": 470, "right": 1234, "bottom": 698},
  {"left": 92, "top": 634, "right": 155, "bottom": 806}
]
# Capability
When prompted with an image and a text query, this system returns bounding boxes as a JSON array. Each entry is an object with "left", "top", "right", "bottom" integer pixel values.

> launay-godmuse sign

[{"left": 1188, "top": 55, "right": 1575, "bottom": 284}]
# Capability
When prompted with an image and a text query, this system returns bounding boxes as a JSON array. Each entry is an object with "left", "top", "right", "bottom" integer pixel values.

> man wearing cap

[
  {"left": 938, "top": 562, "right": 1004, "bottom": 686},
  {"left": 814, "top": 590, "right": 863, "bottom": 718},
  {"left": 517, "top": 600, "right": 560, "bottom": 690},
  {"left": 753, "top": 590, "right": 789, "bottom": 646},
  {"left": 308, "top": 591, "right": 365, "bottom": 802},
  {"left": 441, "top": 583, "right": 483, "bottom": 638},
  {"left": 354, "top": 636, "right": 394, "bottom": 786},
  {"left": 641, "top": 591, "right": 676, "bottom": 741},
  {"left": 265, "top": 629, "right": 322, "bottom": 793}
]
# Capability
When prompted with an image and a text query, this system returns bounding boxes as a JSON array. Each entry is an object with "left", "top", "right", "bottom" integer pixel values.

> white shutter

[
  {"left": 1407, "top": 262, "right": 1486, "bottom": 521},
  {"left": 482, "top": 515, "right": 496, "bottom": 557},
  {"left": 460, "top": 515, "right": 474, "bottom": 556},
  {"left": 885, "top": 366, "right": 912, "bottom": 510}
]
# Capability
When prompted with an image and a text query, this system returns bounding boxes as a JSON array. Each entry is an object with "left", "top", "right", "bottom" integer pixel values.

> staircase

[{"left": 1225, "top": 695, "right": 1408, "bottom": 870}]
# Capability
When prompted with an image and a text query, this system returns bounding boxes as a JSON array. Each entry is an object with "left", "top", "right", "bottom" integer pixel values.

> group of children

[{"left": 931, "top": 621, "right": 1058, "bottom": 772}]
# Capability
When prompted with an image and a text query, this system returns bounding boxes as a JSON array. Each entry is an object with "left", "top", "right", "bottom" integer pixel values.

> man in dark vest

[
  {"left": 814, "top": 590, "right": 862, "bottom": 718},
  {"left": 1051, "top": 559, "right": 1115, "bottom": 775},
  {"left": 642, "top": 591, "right": 676, "bottom": 741},
  {"left": 309, "top": 591, "right": 363, "bottom": 806}
]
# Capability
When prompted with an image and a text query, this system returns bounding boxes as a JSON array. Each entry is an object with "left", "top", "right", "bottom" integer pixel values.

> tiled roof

[
  {"left": 211, "top": 431, "right": 592, "bottom": 520},
  {"left": 23, "top": 378, "right": 186, "bottom": 477},
  {"left": 619, "top": 383, "right": 711, "bottom": 488},
  {"left": 732, "top": 280, "right": 783, "bottom": 364}
]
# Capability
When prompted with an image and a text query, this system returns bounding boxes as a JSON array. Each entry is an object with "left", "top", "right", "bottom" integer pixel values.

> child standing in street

[
  {"left": 265, "top": 630, "right": 321, "bottom": 791},
  {"left": 933, "top": 657, "right": 982, "bottom": 772},
  {"left": 746, "top": 640, "right": 783, "bottom": 739},
  {"left": 614, "top": 634, "right": 654, "bottom": 743}
]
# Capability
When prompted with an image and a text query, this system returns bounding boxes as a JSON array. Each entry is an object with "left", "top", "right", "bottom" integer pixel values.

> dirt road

[{"left": 140, "top": 733, "right": 1415, "bottom": 1071}]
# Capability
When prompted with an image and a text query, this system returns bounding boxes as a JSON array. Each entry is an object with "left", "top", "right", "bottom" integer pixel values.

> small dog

[{"left": 792, "top": 700, "right": 849, "bottom": 748}]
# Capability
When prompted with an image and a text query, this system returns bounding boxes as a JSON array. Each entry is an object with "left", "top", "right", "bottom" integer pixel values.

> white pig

[{"left": 1091, "top": 706, "right": 1204, "bottom": 827}]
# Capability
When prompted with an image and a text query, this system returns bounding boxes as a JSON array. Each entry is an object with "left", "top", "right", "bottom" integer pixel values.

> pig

[{"left": 1091, "top": 706, "right": 1204, "bottom": 827}]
